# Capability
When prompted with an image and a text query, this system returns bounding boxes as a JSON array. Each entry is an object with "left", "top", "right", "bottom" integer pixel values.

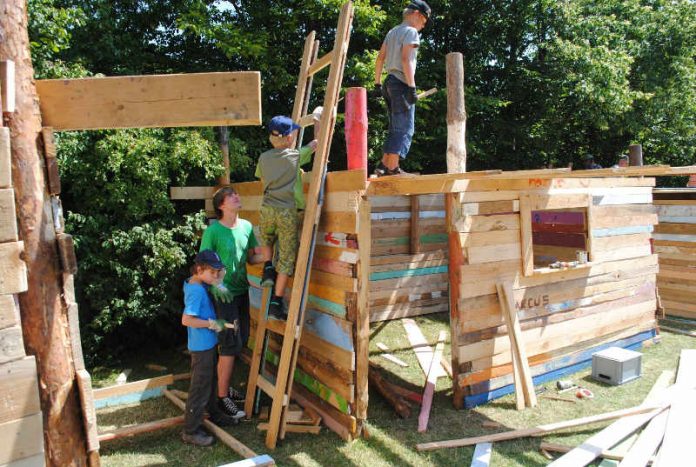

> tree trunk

[
  {"left": 446, "top": 52, "right": 467, "bottom": 174},
  {"left": 0, "top": 2, "right": 88, "bottom": 465}
]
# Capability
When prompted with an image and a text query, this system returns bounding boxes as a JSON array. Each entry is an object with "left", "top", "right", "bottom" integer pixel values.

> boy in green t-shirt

[
  {"left": 200, "top": 187, "right": 264, "bottom": 418},
  {"left": 255, "top": 115, "right": 317, "bottom": 319}
]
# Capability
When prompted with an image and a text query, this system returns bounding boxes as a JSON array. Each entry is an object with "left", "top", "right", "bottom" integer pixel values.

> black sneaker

[
  {"left": 228, "top": 387, "right": 245, "bottom": 404},
  {"left": 261, "top": 261, "right": 276, "bottom": 287},
  {"left": 388, "top": 166, "right": 413, "bottom": 177},
  {"left": 209, "top": 412, "right": 239, "bottom": 427},
  {"left": 181, "top": 428, "right": 214, "bottom": 447},
  {"left": 373, "top": 162, "right": 390, "bottom": 177},
  {"left": 218, "top": 396, "right": 246, "bottom": 419},
  {"left": 268, "top": 296, "right": 288, "bottom": 320}
]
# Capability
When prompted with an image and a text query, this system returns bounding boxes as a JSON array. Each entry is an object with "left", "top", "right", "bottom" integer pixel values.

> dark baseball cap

[
  {"left": 408, "top": 0, "right": 432, "bottom": 21},
  {"left": 268, "top": 115, "right": 301, "bottom": 137},
  {"left": 194, "top": 250, "right": 225, "bottom": 269}
]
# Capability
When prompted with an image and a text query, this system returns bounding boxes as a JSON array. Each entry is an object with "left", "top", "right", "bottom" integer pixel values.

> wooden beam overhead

[{"left": 36, "top": 72, "right": 262, "bottom": 130}]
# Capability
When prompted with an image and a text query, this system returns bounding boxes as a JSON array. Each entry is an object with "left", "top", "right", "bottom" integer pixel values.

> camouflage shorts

[{"left": 259, "top": 205, "right": 299, "bottom": 275}]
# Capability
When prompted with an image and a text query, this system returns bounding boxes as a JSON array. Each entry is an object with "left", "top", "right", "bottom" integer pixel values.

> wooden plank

[
  {"left": 401, "top": 319, "right": 447, "bottom": 378},
  {"left": 0, "top": 294, "right": 17, "bottom": 330},
  {"left": 76, "top": 369, "right": 99, "bottom": 452},
  {"left": 540, "top": 442, "right": 651, "bottom": 463},
  {"left": 98, "top": 416, "right": 184, "bottom": 442},
  {"left": 0, "top": 189, "right": 18, "bottom": 242},
  {"left": 93, "top": 374, "right": 174, "bottom": 400},
  {"left": 366, "top": 173, "right": 659, "bottom": 197},
  {"left": 467, "top": 243, "right": 521, "bottom": 264},
  {"left": 418, "top": 330, "right": 446, "bottom": 432},
  {"left": 0, "top": 413, "right": 44, "bottom": 465},
  {"left": 375, "top": 343, "right": 408, "bottom": 367},
  {"left": 471, "top": 442, "right": 492, "bottom": 467},
  {"left": 498, "top": 282, "right": 536, "bottom": 408},
  {"left": 36, "top": 72, "right": 262, "bottom": 130},
  {"left": 218, "top": 455, "right": 275, "bottom": 467},
  {"left": 0, "top": 357, "right": 40, "bottom": 424},
  {"left": 454, "top": 213, "right": 520, "bottom": 233},
  {"left": 370, "top": 301, "right": 449, "bottom": 322},
  {"left": 675, "top": 348, "right": 696, "bottom": 387},
  {"left": 548, "top": 370, "right": 673, "bottom": 467},
  {"left": 410, "top": 196, "right": 421, "bottom": 254},
  {"left": 0, "top": 128, "right": 10, "bottom": 188},
  {"left": 654, "top": 389, "right": 696, "bottom": 466},
  {"left": 520, "top": 194, "right": 534, "bottom": 276},
  {"left": 0, "top": 242, "right": 27, "bottom": 294},
  {"left": 415, "top": 404, "right": 666, "bottom": 452},
  {"left": 461, "top": 200, "right": 519, "bottom": 215},
  {"left": 655, "top": 223, "right": 696, "bottom": 235},
  {"left": 169, "top": 186, "right": 215, "bottom": 200},
  {"left": 457, "top": 299, "right": 656, "bottom": 364},
  {"left": 0, "top": 326, "right": 25, "bottom": 364},
  {"left": 0, "top": 61, "right": 15, "bottom": 113},
  {"left": 164, "top": 389, "right": 257, "bottom": 458}
]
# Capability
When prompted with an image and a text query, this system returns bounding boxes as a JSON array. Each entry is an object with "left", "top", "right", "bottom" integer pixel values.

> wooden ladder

[{"left": 244, "top": 1, "right": 354, "bottom": 450}]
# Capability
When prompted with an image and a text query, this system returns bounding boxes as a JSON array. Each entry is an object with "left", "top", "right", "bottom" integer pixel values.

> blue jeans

[{"left": 382, "top": 75, "right": 415, "bottom": 158}]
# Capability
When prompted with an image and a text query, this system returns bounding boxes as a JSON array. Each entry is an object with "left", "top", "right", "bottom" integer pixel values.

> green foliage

[
  {"left": 27, "top": 0, "right": 696, "bottom": 360},
  {"left": 58, "top": 129, "right": 223, "bottom": 362}
]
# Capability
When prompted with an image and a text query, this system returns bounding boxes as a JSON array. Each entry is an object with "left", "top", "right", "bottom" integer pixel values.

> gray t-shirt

[
  {"left": 255, "top": 146, "right": 313, "bottom": 209},
  {"left": 383, "top": 23, "right": 420, "bottom": 85}
]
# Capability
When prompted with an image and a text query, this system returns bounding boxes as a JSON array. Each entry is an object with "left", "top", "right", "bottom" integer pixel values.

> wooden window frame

[{"left": 519, "top": 193, "right": 593, "bottom": 277}]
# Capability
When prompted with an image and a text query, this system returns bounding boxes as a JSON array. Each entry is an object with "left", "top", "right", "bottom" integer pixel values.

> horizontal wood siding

[
  {"left": 368, "top": 194, "right": 448, "bottom": 321},
  {"left": 654, "top": 189, "right": 696, "bottom": 319},
  {"left": 450, "top": 181, "right": 658, "bottom": 404}
]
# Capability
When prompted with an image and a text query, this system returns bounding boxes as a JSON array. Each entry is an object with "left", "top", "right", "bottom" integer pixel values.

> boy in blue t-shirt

[{"left": 181, "top": 250, "right": 238, "bottom": 447}]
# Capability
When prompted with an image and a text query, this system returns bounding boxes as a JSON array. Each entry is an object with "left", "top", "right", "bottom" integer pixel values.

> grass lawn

[{"left": 97, "top": 313, "right": 694, "bottom": 466}]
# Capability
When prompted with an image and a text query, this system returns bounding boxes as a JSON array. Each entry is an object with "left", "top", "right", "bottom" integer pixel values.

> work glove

[
  {"left": 369, "top": 83, "right": 382, "bottom": 100},
  {"left": 207, "top": 318, "right": 228, "bottom": 333},
  {"left": 405, "top": 86, "right": 418, "bottom": 105},
  {"left": 209, "top": 284, "right": 234, "bottom": 304}
]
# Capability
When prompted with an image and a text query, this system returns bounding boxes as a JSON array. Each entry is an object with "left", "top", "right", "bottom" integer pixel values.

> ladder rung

[
  {"left": 265, "top": 318, "right": 287, "bottom": 335},
  {"left": 297, "top": 113, "right": 315, "bottom": 128},
  {"left": 257, "top": 375, "right": 276, "bottom": 397},
  {"left": 307, "top": 50, "right": 334, "bottom": 76}
]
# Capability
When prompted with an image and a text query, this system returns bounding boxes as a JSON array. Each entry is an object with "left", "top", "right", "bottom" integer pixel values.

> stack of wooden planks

[
  {"left": 447, "top": 177, "right": 659, "bottom": 408},
  {"left": 237, "top": 169, "right": 366, "bottom": 441},
  {"left": 653, "top": 189, "right": 696, "bottom": 320},
  {"left": 368, "top": 194, "right": 449, "bottom": 322},
  {"left": 0, "top": 126, "right": 46, "bottom": 465}
]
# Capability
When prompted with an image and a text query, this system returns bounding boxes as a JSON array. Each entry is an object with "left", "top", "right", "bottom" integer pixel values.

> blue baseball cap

[
  {"left": 268, "top": 116, "right": 301, "bottom": 137},
  {"left": 194, "top": 250, "right": 225, "bottom": 269}
]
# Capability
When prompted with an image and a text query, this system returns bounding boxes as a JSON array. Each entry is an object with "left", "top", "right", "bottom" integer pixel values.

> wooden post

[
  {"left": 446, "top": 52, "right": 466, "bottom": 174},
  {"left": 687, "top": 174, "right": 696, "bottom": 188},
  {"left": 355, "top": 196, "right": 370, "bottom": 429},
  {"left": 345, "top": 87, "right": 367, "bottom": 174},
  {"left": 216, "top": 126, "right": 231, "bottom": 185},
  {"left": 629, "top": 144, "right": 643, "bottom": 167},
  {"left": 0, "top": 3, "right": 89, "bottom": 465}
]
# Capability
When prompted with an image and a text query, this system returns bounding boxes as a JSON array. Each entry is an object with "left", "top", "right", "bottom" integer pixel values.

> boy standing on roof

[
  {"left": 373, "top": 0, "right": 432, "bottom": 177},
  {"left": 256, "top": 115, "right": 317, "bottom": 320}
]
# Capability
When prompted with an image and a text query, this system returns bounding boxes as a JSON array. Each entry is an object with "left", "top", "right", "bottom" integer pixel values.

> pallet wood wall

[
  {"left": 448, "top": 177, "right": 659, "bottom": 408},
  {"left": 653, "top": 189, "right": 696, "bottom": 320},
  {"left": 368, "top": 194, "right": 449, "bottom": 322},
  {"left": 232, "top": 169, "right": 366, "bottom": 439},
  {"left": 0, "top": 127, "right": 46, "bottom": 465}
]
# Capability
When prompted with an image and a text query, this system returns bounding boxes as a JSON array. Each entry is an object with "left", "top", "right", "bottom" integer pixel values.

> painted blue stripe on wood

[
  {"left": 371, "top": 212, "right": 410, "bottom": 220},
  {"left": 303, "top": 308, "right": 353, "bottom": 352},
  {"left": 248, "top": 286, "right": 353, "bottom": 351},
  {"left": 592, "top": 225, "right": 654, "bottom": 237},
  {"left": 420, "top": 210, "right": 446, "bottom": 219},
  {"left": 462, "top": 329, "right": 656, "bottom": 408},
  {"left": 94, "top": 387, "right": 163, "bottom": 409},
  {"left": 370, "top": 265, "right": 449, "bottom": 281}
]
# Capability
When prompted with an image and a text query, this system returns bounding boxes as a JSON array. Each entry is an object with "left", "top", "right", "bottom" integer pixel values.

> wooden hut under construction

[{"left": 225, "top": 166, "right": 695, "bottom": 438}]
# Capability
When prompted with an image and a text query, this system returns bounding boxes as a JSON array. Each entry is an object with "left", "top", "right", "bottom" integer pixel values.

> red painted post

[
  {"left": 345, "top": 87, "right": 367, "bottom": 173},
  {"left": 688, "top": 175, "right": 696, "bottom": 188}
]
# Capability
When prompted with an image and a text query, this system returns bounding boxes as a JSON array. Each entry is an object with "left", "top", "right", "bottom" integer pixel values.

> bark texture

[{"left": 0, "top": 2, "right": 88, "bottom": 465}]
